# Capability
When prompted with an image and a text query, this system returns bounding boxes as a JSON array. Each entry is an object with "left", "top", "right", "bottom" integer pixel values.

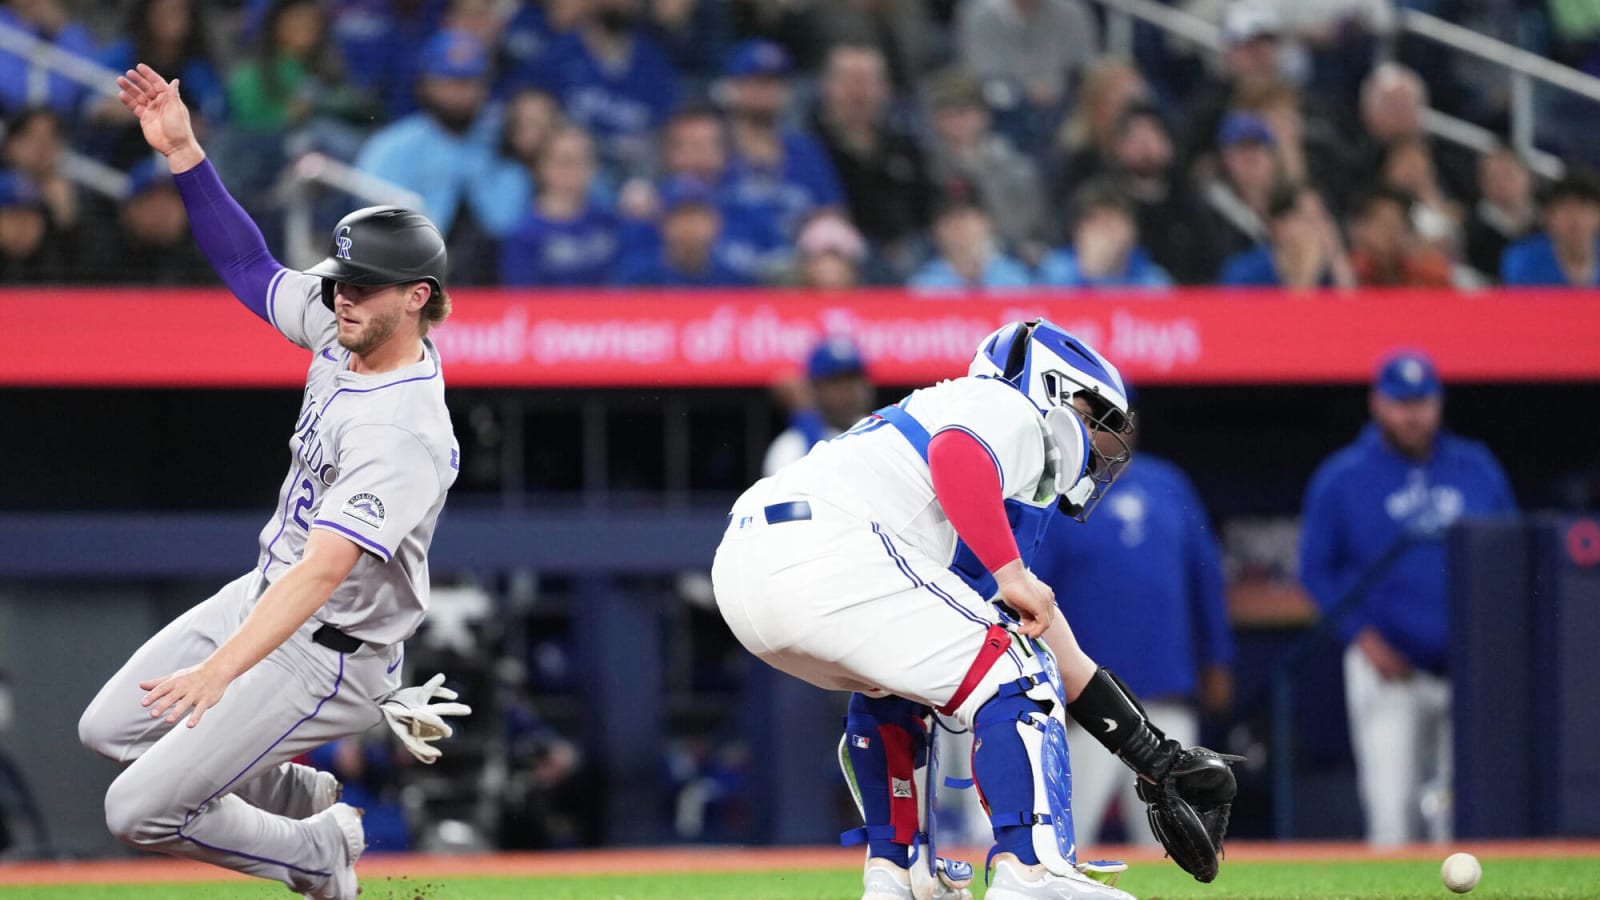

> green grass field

[{"left": 6, "top": 858, "right": 1599, "bottom": 900}]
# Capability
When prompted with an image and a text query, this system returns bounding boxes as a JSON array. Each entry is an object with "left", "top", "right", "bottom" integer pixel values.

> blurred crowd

[{"left": 4, "top": 0, "right": 1600, "bottom": 290}]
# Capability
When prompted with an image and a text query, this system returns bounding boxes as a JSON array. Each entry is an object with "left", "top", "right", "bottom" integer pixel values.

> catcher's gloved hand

[
  {"left": 1136, "top": 746, "right": 1245, "bottom": 883},
  {"left": 379, "top": 673, "right": 472, "bottom": 764}
]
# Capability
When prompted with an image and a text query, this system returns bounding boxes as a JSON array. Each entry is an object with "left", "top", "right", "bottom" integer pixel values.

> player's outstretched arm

[
  {"left": 117, "top": 63, "right": 286, "bottom": 323},
  {"left": 139, "top": 529, "right": 362, "bottom": 727}
]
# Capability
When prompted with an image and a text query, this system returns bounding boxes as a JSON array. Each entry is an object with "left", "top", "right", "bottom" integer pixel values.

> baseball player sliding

[
  {"left": 713, "top": 321, "right": 1243, "bottom": 900},
  {"left": 76, "top": 65, "right": 469, "bottom": 900}
]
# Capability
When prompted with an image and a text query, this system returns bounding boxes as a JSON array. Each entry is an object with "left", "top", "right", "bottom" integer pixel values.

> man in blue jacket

[
  {"left": 1299, "top": 351, "right": 1516, "bottom": 846},
  {"left": 1029, "top": 413, "right": 1233, "bottom": 847}
]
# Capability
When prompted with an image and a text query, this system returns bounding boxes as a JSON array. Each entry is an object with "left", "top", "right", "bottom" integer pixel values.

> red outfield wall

[{"left": 2, "top": 287, "right": 1596, "bottom": 388}]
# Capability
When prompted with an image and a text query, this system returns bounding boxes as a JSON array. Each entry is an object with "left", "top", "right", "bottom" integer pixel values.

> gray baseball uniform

[{"left": 78, "top": 268, "right": 458, "bottom": 893}]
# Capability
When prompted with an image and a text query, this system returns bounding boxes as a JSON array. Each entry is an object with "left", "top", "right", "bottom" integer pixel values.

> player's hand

[
  {"left": 1199, "top": 664, "right": 1233, "bottom": 717},
  {"left": 1356, "top": 627, "right": 1413, "bottom": 681},
  {"left": 379, "top": 673, "right": 472, "bottom": 764},
  {"left": 994, "top": 559, "right": 1055, "bottom": 639},
  {"left": 139, "top": 662, "right": 232, "bottom": 729},
  {"left": 116, "top": 63, "right": 204, "bottom": 172}
]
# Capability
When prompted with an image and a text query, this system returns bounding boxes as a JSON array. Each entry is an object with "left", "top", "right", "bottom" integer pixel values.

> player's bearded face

[{"left": 334, "top": 284, "right": 408, "bottom": 354}]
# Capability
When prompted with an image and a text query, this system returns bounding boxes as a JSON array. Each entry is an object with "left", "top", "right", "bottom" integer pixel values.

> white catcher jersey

[
  {"left": 761, "top": 376, "right": 1055, "bottom": 570},
  {"left": 254, "top": 269, "right": 459, "bottom": 645}
]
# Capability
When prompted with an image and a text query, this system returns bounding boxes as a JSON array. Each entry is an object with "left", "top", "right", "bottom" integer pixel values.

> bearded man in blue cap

[{"left": 1299, "top": 350, "right": 1517, "bottom": 846}]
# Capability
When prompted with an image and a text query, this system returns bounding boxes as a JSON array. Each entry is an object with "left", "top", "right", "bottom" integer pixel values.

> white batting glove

[{"left": 379, "top": 673, "right": 472, "bottom": 764}]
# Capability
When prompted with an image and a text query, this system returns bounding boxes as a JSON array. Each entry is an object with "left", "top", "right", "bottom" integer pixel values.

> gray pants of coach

[{"left": 77, "top": 572, "right": 400, "bottom": 892}]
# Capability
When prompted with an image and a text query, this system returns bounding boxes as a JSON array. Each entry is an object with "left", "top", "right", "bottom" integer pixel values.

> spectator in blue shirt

[
  {"left": 1300, "top": 351, "right": 1517, "bottom": 846},
  {"left": 1036, "top": 177, "right": 1173, "bottom": 289},
  {"left": 324, "top": 0, "right": 445, "bottom": 120},
  {"left": 1500, "top": 170, "right": 1600, "bottom": 287},
  {"left": 500, "top": 0, "right": 587, "bottom": 95},
  {"left": 0, "top": 0, "right": 97, "bottom": 117},
  {"left": 500, "top": 125, "right": 620, "bottom": 287},
  {"left": 612, "top": 105, "right": 786, "bottom": 282},
  {"left": 1220, "top": 181, "right": 1355, "bottom": 290},
  {"left": 908, "top": 195, "right": 1032, "bottom": 292},
  {"left": 524, "top": 0, "right": 677, "bottom": 178},
  {"left": 1031, "top": 412, "right": 1233, "bottom": 847},
  {"left": 614, "top": 177, "right": 752, "bottom": 287},
  {"left": 355, "top": 30, "right": 527, "bottom": 280},
  {"left": 719, "top": 41, "right": 846, "bottom": 243}
]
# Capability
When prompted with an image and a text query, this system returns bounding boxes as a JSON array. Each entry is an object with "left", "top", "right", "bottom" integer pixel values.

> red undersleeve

[{"left": 928, "top": 429, "right": 1021, "bottom": 574}]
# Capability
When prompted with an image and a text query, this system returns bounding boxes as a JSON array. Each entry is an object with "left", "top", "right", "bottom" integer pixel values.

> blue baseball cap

[
  {"left": 421, "top": 30, "right": 490, "bottom": 80},
  {"left": 1375, "top": 351, "right": 1442, "bottom": 400},
  {"left": 1218, "top": 112, "right": 1275, "bottom": 148},
  {"left": 722, "top": 40, "right": 790, "bottom": 79},
  {"left": 807, "top": 337, "right": 866, "bottom": 380},
  {"left": 0, "top": 169, "right": 41, "bottom": 208},
  {"left": 659, "top": 176, "right": 718, "bottom": 214}
]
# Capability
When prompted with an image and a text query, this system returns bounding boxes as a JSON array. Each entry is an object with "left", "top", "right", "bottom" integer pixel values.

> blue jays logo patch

[{"left": 342, "top": 492, "right": 385, "bottom": 528}]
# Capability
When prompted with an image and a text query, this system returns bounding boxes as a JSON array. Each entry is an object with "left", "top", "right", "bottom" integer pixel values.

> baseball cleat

[
  {"left": 303, "top": 803, "right": 364, "bottom": 900},
  {"left": 986, "top": 853, "right": 1137, "bottom": 900},
  {"left": 861, "top": 856, "right": 974, "bottom": 900}
]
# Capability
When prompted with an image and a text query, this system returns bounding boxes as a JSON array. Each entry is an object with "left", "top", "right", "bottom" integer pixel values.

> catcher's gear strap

[
  {"left": 936, "top": 624, "right": 1012, "bottom": 717},
  {"left": 971, "top": 692, "right": 1077, "bottom": 878},
  {"left": 839, "top": 694, "right": 929, "bottom": 848},
  {"left": 1065, "top": 666, "right": 1176, "bottom": 781}
]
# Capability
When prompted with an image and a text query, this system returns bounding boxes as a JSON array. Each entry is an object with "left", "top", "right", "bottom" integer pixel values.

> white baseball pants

[
  {"left": 1343, "top": 642, "right": 1453, "bottom": 846},
  {"left": 711, "top": 488, "right": 1032, "bottom": 731}
]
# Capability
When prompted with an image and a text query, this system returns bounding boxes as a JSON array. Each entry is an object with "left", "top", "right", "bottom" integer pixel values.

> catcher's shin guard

[
  {"left": 971, "top": 689, "right": 1078, "bottom": 878},
  {"left": 839, "top": 693, "right": 931, "bottom": 866}
]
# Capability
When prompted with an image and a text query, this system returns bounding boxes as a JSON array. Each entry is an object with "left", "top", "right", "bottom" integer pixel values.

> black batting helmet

[{"left": 303, "top": 206, "right": 448, "bottom": 311}]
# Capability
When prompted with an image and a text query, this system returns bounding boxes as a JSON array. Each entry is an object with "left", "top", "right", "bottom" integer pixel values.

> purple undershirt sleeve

[{"left": 173, "top": 158, "right": 287, "bottom": 323}]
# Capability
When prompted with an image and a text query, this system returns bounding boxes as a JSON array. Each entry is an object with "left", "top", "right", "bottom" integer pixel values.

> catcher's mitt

[{"left": 1136, "top": 746, "right": 1244, "bottom": 883}]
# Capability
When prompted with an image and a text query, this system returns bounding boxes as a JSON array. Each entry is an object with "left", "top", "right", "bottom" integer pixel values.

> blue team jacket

[
  {"left": 1298, "top": 424, "right": 1517, "bottom": 674},
  {"left": 1031, "top": 455, "right": 1233, "bottom": 700}
]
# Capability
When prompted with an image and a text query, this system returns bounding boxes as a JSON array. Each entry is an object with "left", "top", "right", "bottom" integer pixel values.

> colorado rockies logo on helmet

[{"left": 335, "top": 225, "right": 354, "bottom": 260}]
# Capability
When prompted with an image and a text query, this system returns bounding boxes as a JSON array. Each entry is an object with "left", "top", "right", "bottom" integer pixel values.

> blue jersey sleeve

[
  {"left": 1177, "top": 473, "right": 1233, "bottom": 667},
  {"left": 1299, "top": 458, "right": 1366, "bottom": 641}
]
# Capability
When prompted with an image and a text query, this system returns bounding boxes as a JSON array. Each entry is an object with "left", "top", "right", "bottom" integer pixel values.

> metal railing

[
  {"left": 0, "top": 19, "right": 119, "bottom": 108},
  {"left": 1094, "top": 0, "right": 1599, "bottom": 180},
  {"left": 0, "top": 21, "right": 138, "bottom": 198},
  {"left": 276, "top": 153, "right": 426, "bottom": 268}
]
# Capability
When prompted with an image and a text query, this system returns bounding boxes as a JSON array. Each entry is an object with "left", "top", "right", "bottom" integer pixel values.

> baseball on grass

[{"left": 1441, "top": 852, "right": 1481, "bottom": 893}]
